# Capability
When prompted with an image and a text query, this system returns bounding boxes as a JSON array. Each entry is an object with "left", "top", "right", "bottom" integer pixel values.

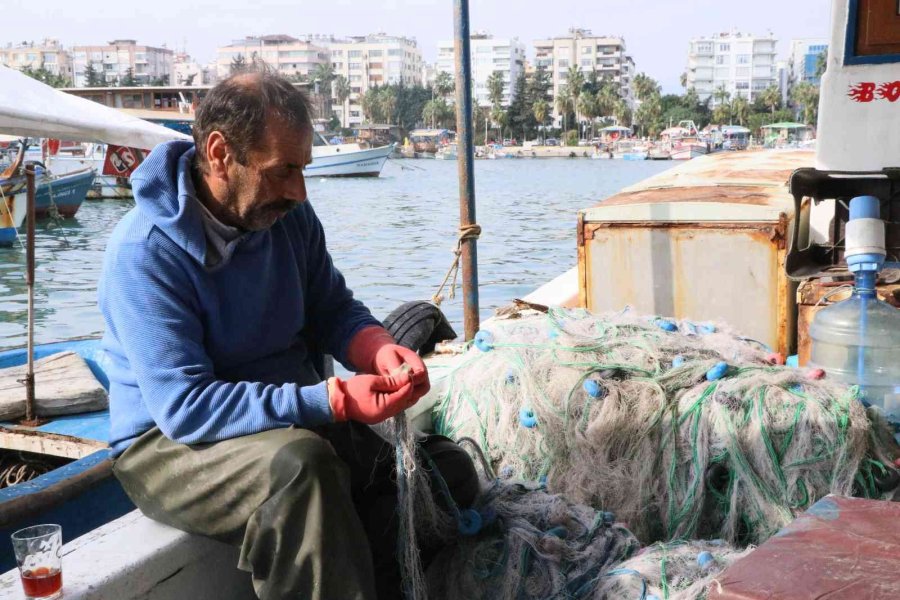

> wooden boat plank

[
  {"left": 0, "top": 351, "right": 108, "bottom": 420},
  {"left": 0, "top": 427, "right": 105, "bottom": 459}
]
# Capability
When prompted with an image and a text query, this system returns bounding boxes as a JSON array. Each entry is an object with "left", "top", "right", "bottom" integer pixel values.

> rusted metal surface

[
  {"left": 453, "top": 0, "right": 480, "bottom": 340},
  {"left": 579, "top": 151, "right": 807, "bottom": 354},
  {"left": 595, "top": 150, "right": 814, "bottom": 210}
]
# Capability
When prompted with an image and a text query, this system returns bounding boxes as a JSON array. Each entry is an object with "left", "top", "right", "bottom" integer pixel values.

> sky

[{"left": 4, "top": 0, "right": 832, "bottom": 93}]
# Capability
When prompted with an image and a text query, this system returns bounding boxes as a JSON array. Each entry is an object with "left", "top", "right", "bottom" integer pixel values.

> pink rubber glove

[
  {"left": 327, "top": 372, "right": 415, "bottom": 424},
  {"left": 346, "top": 326, "right": 430, "bottom": 397}
]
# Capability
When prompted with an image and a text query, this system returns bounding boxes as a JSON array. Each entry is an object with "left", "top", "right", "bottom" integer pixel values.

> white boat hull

[
  {"left": 304, "top": 144, "right": 393, "bottom": 177},
  {"left": 670, "top": 146, "right": 708, "bottom": 160}
]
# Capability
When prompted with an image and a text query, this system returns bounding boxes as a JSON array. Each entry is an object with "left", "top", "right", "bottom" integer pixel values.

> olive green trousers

[{"left": 113, "top": 422, "right": 479, "bottom": 600}]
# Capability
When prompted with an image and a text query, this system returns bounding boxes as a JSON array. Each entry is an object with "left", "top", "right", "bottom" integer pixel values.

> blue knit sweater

[{"left": 99, "top": 140, "right": 379, "bottom": 454}]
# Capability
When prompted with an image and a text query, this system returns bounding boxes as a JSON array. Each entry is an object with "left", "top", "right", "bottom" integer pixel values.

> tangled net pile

[
  {"left": 390, "top": 416, "right": 641, "bottom": 600},
  {"left": 596, "top": 540, "right": 753, "bottom": 600},
  {"left": 429, "top": 307, "right": 897, "bottom": 546}
]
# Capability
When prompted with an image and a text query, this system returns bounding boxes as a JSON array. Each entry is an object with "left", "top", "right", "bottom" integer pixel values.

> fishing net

[
  {"left": 427, "top": 307, "right": 897, "bottom": 546},
  {"left": 595, "top": 540, "right": 753, "bottom": 600}
]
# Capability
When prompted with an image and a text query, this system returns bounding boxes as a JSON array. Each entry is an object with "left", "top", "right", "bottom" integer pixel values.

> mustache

[{"left": 270, "top": 198, "right": 301, "bottom": 212}]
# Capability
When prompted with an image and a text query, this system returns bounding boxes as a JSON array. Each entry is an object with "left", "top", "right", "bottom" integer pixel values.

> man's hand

[
  {"left": 346, "top": 326, "right": 431, "bottom": 398},
  {"left": 328, "top": 372, "right": 416, "bottom": 424},
  {"left": 373, "top": 344, "right": 430, "bottom": 398}
]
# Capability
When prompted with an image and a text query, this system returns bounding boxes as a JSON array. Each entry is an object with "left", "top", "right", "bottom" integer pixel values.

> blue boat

[
  {"left": 0, "top": 338, "right": 133, "bottom": 572},
  {"left": 33, "top": 168, "right": 95, "bottom": 219}
]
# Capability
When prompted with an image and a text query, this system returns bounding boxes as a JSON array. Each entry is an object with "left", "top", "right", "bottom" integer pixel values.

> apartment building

[
  {"left": 534, "top": 28, "right": 636, "bottom": 119},
  {"left": 436, "top": 33, "right": 526, "bottom": 108},
  {"left": 789, "top": 39, "right": 828, "bottom": 86},
  {"left": 172, "top": 53, "right": 217, "bottom": 86},
  {"left": 71, "top": 40, "right": 172, "bottom": 87},
  {"left": 685, "top": 31, "right": 778, "bottom": 105},
  {"left": 309, "top": 33, "right": 423, "bottom": 127},
  {"left": 215, "top": 35, "right": 328, "bottom": 81},
  {"left": 0, "top": 39, "right": 73, "bottom": 81}
]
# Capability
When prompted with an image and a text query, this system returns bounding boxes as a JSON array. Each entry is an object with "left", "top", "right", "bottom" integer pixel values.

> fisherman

[{"left": 99, "top": 70, "right": 478, "bottom": 600}]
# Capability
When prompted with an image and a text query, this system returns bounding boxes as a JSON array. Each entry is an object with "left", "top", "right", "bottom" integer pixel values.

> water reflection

[{"left": 0, "top": 160, "right": 670, "bottom": 351}]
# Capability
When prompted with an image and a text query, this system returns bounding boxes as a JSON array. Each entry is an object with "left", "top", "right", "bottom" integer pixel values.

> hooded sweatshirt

[{"left": 99, "top": 140, "right": 379, "bottom": 454}]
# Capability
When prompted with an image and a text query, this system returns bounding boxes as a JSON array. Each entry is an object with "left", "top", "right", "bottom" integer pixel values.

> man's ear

[{"left": 205, "top": 131, "right": 230, "bottom": 179}]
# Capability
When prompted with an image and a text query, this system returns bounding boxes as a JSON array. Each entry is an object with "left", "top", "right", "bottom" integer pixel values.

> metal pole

[
  {"left": 24, "top": 166, "right": 36, "bottom": 424},
  {"left": 453, "top": 0, "right": 480, "bottom": 341}
]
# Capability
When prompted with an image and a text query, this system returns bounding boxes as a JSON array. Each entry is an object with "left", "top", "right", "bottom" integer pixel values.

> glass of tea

[{"left": 10, "top": 524, "right": 63, "bottom": 600}]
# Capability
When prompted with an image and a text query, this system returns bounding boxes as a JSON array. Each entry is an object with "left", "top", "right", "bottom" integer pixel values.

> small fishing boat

[
  {"left": 0, "top": 146, "right": 26, "bottom": 246},
  {"left": 304, "top": 132, "right": 394, "bottom": 177},
  {"left": 435, "top": 143, "right": 458, "bottom": 160},
  {"left": 31, "top": 168, "right": 95, "bottom": 218}
]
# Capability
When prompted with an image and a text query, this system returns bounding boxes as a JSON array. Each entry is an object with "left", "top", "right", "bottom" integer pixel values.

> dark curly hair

[{"left": 192, "top": 69, "right": 313, "bottom": 171}]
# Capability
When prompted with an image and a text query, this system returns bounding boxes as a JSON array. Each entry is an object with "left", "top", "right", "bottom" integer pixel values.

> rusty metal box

[{"left": 578, "top": 151, "right": 813, "bottom": 355}]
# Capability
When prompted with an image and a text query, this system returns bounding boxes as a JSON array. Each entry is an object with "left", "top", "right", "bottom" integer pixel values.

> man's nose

[{"left": 282, "top": 170, "right": 307, "bottom": 202}]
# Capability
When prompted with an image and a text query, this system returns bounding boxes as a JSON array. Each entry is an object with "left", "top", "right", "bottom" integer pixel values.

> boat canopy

[
  {"left": 0, "top": 65, "right": 190, "bottom": 149},
  {"left": 760, "top": 122, "right": 808, "bottom": 130},
  {"left": 599, "top": 125, "right": 632, "bottom": 133}
]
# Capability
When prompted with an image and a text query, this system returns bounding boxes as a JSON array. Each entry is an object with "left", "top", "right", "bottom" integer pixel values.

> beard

[{"left": 224, "top": 170, "right": 298, "bottom": 232}]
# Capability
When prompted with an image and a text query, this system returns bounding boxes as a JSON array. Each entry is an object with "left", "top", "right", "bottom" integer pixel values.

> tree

[
  {"left": 758, "top": 85, "right": 782, "bottom": 116},
  {"left": 555, "top": 87, "right": 571, "bottom": 141},
  {"left": 791, "top": 82, "right": 820, "bottom": 125},
  {"left": 635, "top": 93, "right": 662, "bottom": 137},
  {"left": 565, "top": 66, "right": 585, "bottom": 127},
  {"left": 712, "top": 101, "right": 731, "bottom": 126},
  {"left": 230, "top": 54, "right": 248, "bottom": 75},
  {"left": 433, "top": 71, "right": 454, "bottom": 100},
  {"left": 486, "top": 71, "right": 505, "bottom": 109},
  {"left": 506, "top": 72, "right": 530, "bottom": 141},
  {"left": 632, "top": 73, "right": 660, "bottom": 102},
  {"left": 379, "top": 86, "right": 398, "bottom": 124},
  {"left": 361, "top": 86, "right": 382, "bottom": 123},
  {"left": 83, "top": 62, "right": 104, "bottom": 87},
  {"left": 20, "top": 65, "right": 70, "bottom": 88},
  {"left": 814, "top": 49, "right": 828, "bottom": 79},
  {"left": 120, "top": 67, "right": 136, "bottom": 87},
  {"left": 576, "top": 90, "right": 597, "bottom": 140},
  {"left": 679, "top": 72, "right": 688, "bottom": 89},
  {"left": 712, "top": 85, "right": 731, "bottom": 108},
  {"left": 532, "top": 98, "right": 549, "bottom": 141},
  {"left": 333, "top": 75, "right": 351, "bottom": 127},
  {"left": 183, "top": 73, "right": 197, "bottom": 86},
  {"left": 422, "top": 98, "right": 452, "bottom": 128},
  {"left": 613, "top": 99, "right": 632, "bottom": 127},
  {"left": 730, "top": 96, "right": 750, "bottom": 126}
]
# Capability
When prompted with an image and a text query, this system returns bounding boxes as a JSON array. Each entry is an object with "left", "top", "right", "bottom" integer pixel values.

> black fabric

[
  {"left": 383, "top": 301, "right": 458, "bottom": 355},
  {"left": 318, "top": 422, "right": 478, "bottom": 600}
]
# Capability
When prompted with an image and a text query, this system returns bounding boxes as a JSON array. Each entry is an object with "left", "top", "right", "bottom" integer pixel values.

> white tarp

[{"left": 0, "top": 65, "right": 190, "bottom": 150}]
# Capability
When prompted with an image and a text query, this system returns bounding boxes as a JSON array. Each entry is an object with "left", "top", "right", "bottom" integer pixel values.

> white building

[
  {"left": 685, "top": 30, "right": 778, "bottom": 105},
  {"left": 788, "top": 38, "right": 829, "bottom": 86},
  {"left": 172, "top": 53, "right": 217, "bottom": 86},
  {"left": 436, "top": 33, "right": 526, "bottom": 108},
  {"left": 0, "top": 39, "right": 73, "bottom": 82},
  {"left": 309, "top": 33, "right": 423, "bottom": 127},
  {"left": 72, "top": 40, "right": 173, "bottom": 87},
  {"left": 534, "top": 28, "right": 636, "bottom": 119},
  {"left": 215, "top": 35, "right": 329, "bottom": 81}
]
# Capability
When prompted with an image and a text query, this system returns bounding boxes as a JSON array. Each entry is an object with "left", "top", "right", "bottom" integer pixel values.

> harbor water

[{"left": 0, "top": 158, "right": 670, "bottom": 352}]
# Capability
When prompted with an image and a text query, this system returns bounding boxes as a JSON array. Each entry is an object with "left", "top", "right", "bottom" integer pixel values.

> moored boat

[
  {"left": 32, "top": 168, "right": 95, "bottom": 218},
  {"left": 304, "top": 132, "right": 394, "bottom": 177}
]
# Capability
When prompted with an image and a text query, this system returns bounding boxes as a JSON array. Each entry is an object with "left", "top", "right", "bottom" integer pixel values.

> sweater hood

[{"left": 130, "top": 140, "right": 218, "bottom": 265}]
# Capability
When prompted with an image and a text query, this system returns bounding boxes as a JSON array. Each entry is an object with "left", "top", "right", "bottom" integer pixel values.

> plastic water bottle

[{"left": 810, "top": 196, "right": 900, "bottom": 436}]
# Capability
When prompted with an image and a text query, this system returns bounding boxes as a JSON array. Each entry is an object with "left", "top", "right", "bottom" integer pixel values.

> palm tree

[
  {"left": 433, "top": 71, "right": 454, "bottom": 100},
  {"left": 712, "top": 85, "right": 731, "bottom": 108},
  {"left": 635, "top": 94, "right": 662, "bottom": 137},
  {"left": 712, "top": 101, "right": 731, "bottom": 126},
  {"left": 532, "top": 98, "right": 549, "bottom": 142},
  {"left": 730, "top": 96, "right": 750, "bottom": 126},
  {"left": 814, "top": 49, "right": 828, "bottom": 79},
  {"left": 758, "top": 85, "right": 781, "bottom": 117},
  {"left": 613, "top": 99, "right": 631, "bottom": 127},
  {"left": 332, "top": 75, "right": 351, "bottom": 128},
  {"left": 632, "top": 73, "right": 660, "bottom": 102},
  {"left": 379, "top": 87, "right": 398, "bottom": 125},
  {"left": 682, "top": 87, "right": 700, "bottom": 109},
  {"left": 422, "top": 98, "right": 452, "bottom": 129},
  {"left": 555, "top": 85, "right": 571, "bottom": 139},
  {"left": 361, "top": 87, "right": 382, "bottom": 123},
  {"left": 566, "top": 66, "right": 585, "bottom": 128},
  {"left": 487, "top": 71, "right": 505, "bottom": 109},
  {"left": 491, "top": 106, "right": 508, "bottom": 141},
  {"left": 577, "top": 90, "right": 597, "bottom": 140},
  {"left": 791, "top": 82, "right": 820, "bottom": 125}
]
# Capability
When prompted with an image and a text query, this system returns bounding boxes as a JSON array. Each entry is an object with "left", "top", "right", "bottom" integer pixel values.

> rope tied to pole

[{"left": 432, "top": 223, "right": 481, "bottom": 306}]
